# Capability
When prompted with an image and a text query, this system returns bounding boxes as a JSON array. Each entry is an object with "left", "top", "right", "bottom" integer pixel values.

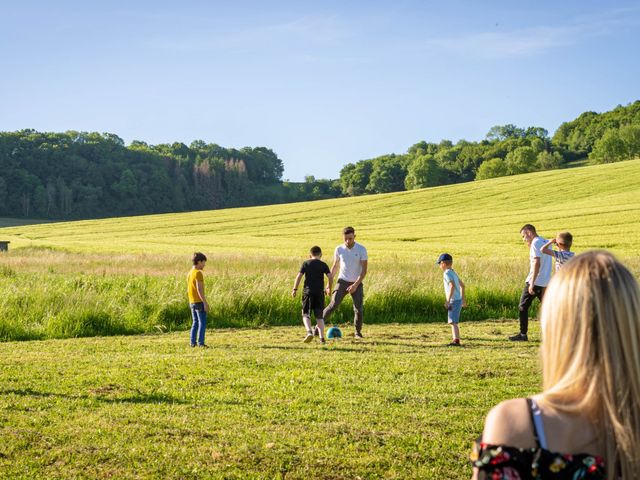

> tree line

[
  {"left": 340, "top": 101, "right": 640, "bottom": 195},
  {"left": 1, "top": 101, "right": 638, "bottom": 220},
  {"left": 0, "top": 131, "right": 340, "bottom": 219}
]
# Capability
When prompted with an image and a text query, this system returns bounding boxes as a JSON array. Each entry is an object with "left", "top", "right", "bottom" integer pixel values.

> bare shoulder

[{"left": 482, "top": 398, "right": 535, "bottom": 448}]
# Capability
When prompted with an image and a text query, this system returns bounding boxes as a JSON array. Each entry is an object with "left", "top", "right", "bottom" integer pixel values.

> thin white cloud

[
  {"left": 423, "top": 7, "right": 640, "bottom": 59},
  {"left": 425, "top": 26, "right": 575, "bottom": 59},
  {"left": 145, "top": 14, "right": 356, "bottom": 54}
]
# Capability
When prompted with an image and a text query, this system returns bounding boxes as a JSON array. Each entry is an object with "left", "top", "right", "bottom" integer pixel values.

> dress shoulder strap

[{"left": 526, "top": 397, "right": 548, "bottom": 450}]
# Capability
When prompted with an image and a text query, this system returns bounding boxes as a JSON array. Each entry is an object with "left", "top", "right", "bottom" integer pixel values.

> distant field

[
  {"left": 1, "top": 160, "right": 639, "bottom": 341},
  {"left": 0, "top": 322, "right": 541, "bottom": 479},
  {"left": 1, "top": 159, "right": 639, "bottom": 258}
]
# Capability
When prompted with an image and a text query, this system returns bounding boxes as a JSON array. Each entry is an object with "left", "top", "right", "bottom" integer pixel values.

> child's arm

[
  {"left": 292, "top": 272, "right": 303, "bottom": 297},
  {"left": 541, "top": 238, "right": 556, "bottom": 257},
  {"left": 446, "top": 282, "right": 455, "bottom": 309},
  {"left": 196, "top": 279, "right": 209, "bottom": 312},
  {"left": 459, "top": 278, "right": 467, "bottom": 308}
]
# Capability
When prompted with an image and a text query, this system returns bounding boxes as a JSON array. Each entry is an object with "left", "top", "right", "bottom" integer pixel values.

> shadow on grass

[
  {"left": 257, "top": 343, "right": 454, "bottom": 354},
  {"left": 258, "top": 344, "right": 376, "bottom": 354},
  {"left": 463, "top": 336, "right": 540, "bottom": 345},
  {"left": 1, "top": 387, "right": 189, "bottom": 405}
]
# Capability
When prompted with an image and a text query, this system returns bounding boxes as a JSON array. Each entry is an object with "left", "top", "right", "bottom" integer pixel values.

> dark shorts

[{"left": 302, "top": 289, "right": 325, "bottom": 318}]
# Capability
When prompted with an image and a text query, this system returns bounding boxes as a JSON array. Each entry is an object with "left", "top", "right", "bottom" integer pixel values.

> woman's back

[
  {"left": 473, "top": 250, "right": 640, "bottom": 479},
  {"left": 473, "top": 395, "right": 606, "bottom": 478}
]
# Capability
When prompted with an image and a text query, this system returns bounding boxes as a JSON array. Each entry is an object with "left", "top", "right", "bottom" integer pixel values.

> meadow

[
  {"left": 1, "top": 159, "right": 639, "bottom": 341},
  {"left": 0, "top": 249, "right": 538, "bottom": 341},
  {"left": 1, "top": 160, "right": 639, "bottom": 478},
  {"left": 0, "top": 322, "right": 540, "bottom": 479},
  {"left": 2, "top": 159, "right": 640, "bottom": 258}
]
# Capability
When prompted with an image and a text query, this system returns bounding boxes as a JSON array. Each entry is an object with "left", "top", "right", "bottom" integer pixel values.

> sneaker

[
  {"left": 354, "top": 332, "right": 364, "bottom": 339},
  {"left": 509, "top": 333, "right": 528, "bottom": 342},
  {"left": 198, "top": 344, "right": 210, "bottom": 348},
  {"left": 313, "top": 326, "right": 319, "bottom": 336},
  {"left": 303, "top": 333, "right": 314, "bottom": 343},
  {"left": 190, "top": 344, "right": 197, "bottom": 348},
  {"left": 320, "top": 338, "right": 326, "bottom": 345},
  {"left": 448, "top": 340, "right": 461, "bottom": 347}
]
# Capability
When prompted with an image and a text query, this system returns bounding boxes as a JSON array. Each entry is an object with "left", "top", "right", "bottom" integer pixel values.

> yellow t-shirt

[{"left": 187, "top": 268, "right": 204, "bottom": 303}]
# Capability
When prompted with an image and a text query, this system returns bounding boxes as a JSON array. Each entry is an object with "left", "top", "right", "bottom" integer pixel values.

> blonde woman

[{"left": 472, "top": 251, "right": 640, "bottom": 479}]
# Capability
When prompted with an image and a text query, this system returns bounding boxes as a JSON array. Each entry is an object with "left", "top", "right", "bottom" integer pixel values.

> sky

[{"left": 1, "top": 1, "right": 639, "bottom": 181}]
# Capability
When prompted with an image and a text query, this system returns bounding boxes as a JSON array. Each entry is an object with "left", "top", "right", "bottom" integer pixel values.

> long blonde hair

[{"left": 540, "top": 251, "right": 640, "bottom": 479}]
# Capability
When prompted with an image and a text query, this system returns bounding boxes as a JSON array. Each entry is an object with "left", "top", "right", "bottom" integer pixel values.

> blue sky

[{"left": 1, "top": 1, "right": 639, "bottom": 181}]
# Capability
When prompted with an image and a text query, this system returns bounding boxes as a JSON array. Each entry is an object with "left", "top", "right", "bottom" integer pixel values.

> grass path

[{"left": 0, "top": 321, "right": 540, "bottom": 479}]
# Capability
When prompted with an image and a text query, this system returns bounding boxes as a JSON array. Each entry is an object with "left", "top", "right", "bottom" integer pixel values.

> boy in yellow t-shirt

[{"left": 187, "top": 252, "right": 209, "bottom": 347}]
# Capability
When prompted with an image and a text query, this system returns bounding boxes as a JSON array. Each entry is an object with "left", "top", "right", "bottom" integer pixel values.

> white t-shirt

[
  {"left": 527, "top": 236, "right": 553, "bottom": 287},
  {"left": 334, "top": 242, "right": 368, "bottom": 282}
]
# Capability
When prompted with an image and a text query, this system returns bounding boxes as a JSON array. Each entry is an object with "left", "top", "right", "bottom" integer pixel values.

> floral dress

[
  {"left": 471, "top": 443, "right": 606, "bottom": 479},
  {"left": 471, "top": 398, "right": 606, "bottom": 479}
]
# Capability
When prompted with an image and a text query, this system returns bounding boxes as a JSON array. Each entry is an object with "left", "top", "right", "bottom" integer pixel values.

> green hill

[
  {"left": 1, "top": 160, "right": 639, "bottom": 342},
  {"left": 2, "top": 159, "right": 640, "bottom": 259}
]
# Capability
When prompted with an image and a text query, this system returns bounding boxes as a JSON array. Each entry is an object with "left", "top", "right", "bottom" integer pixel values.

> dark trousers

[
  {"left": 322, "top": 279, "right": 364, "bottom": 333},
  {"left": 519, "top": 283, "right": 546, "bottom": 335}
]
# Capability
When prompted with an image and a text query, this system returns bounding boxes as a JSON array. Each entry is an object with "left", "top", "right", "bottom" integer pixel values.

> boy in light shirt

[
  {"left": 541, "top": 231, "right": 575, "bottom": 271},
  {"left": 436, "top": 253, "right": 466, "bottom": 346}
]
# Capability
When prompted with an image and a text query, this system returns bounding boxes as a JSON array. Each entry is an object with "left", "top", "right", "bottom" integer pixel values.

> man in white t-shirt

[
  {"left": 322, "top": 226, "right": 368, "bottom": 338},
  {"left": 509, "top": 223, "right": 553, "bottom": 341}
]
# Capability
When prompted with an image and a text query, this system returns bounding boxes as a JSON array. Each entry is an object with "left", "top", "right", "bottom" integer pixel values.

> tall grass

[
  {"left": 1, "top": 160, "right": 639, "bottom": 341},
  {"left": 5, "top": 248, "right": 637, "bottom": 341}
]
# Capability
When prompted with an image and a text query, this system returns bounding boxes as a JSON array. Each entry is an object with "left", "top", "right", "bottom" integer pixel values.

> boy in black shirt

[{"left": 292, "top": 246, "right": 333, "bottom": 344}]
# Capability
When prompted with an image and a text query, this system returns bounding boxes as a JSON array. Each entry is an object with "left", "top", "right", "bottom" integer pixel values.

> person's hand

[
  {"left": 325, "top": 286, "right": 331, "bottom": 295},
  {"left": 551, "top": 238, "right": 557, "bottom": 244},
  {"left": 291, "top": 288, "right": 297, "bottom": 297},
  {"left": 462, "top": 300, "right": 467, "bottom": 308},
  {"left": 444, "top": 301, "right": 450, "bottom": 310},
  {"left": 528, "top": 285, "right": 535, "bottom": 295},
  {"left": 204, "top": 302, "right": 210, "bottom": 313},
  {"left": 346, "top": 283, "right": 359, "bottom": 294}
]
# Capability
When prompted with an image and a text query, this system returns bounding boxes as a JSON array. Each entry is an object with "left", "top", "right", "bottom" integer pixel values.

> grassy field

[
  {"left": 1, "top": 159, "right": 640, "bottom": 258},
  {"left": 1, "top": 161, "right": 639, "bottom": 478},
  {"left": 0, "top": 249, "right": 547, "bottom": 341},
  {"left": 0, "top": 321, "right": 540, "bottom": 479},
  {"left": 1, "top": 160, "right": 640, "bottom": 341}
]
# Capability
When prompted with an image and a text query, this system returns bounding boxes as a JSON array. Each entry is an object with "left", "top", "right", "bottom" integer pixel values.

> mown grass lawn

[{"left": 0, "top": 321, "right": 540, "bottom": 479}]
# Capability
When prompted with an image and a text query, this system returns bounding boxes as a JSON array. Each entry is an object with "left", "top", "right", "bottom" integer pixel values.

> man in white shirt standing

[
  {"left": 322, "top": 226, "right": 368, "bottom": 339},
  {"left": 509, "top": 223, "right": 552, "bottom": 341}
]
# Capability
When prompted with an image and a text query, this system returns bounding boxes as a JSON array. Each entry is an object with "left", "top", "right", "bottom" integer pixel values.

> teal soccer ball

[{"left": 326, "top": 326, "right": 342, "bottom": 339}]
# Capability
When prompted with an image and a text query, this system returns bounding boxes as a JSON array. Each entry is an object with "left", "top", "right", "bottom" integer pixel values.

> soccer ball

[{"left": 326, "top": 326, "right": 342, "bottom": 339}]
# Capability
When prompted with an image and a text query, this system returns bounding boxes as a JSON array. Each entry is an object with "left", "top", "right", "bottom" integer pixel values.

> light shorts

[{"left": 447, "top": 299, "right": 462, "bottom": 324}]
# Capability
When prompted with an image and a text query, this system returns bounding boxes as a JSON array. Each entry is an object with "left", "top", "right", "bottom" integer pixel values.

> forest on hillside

[
  {"left": 1, "top": 101, "right": 638, "bottom": 220},
  {"left": 0, "top": 133, "right": 339, "bottom": 219},
  {"left": 339, "top": 100, "right": 640, "bottom": 195}
]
